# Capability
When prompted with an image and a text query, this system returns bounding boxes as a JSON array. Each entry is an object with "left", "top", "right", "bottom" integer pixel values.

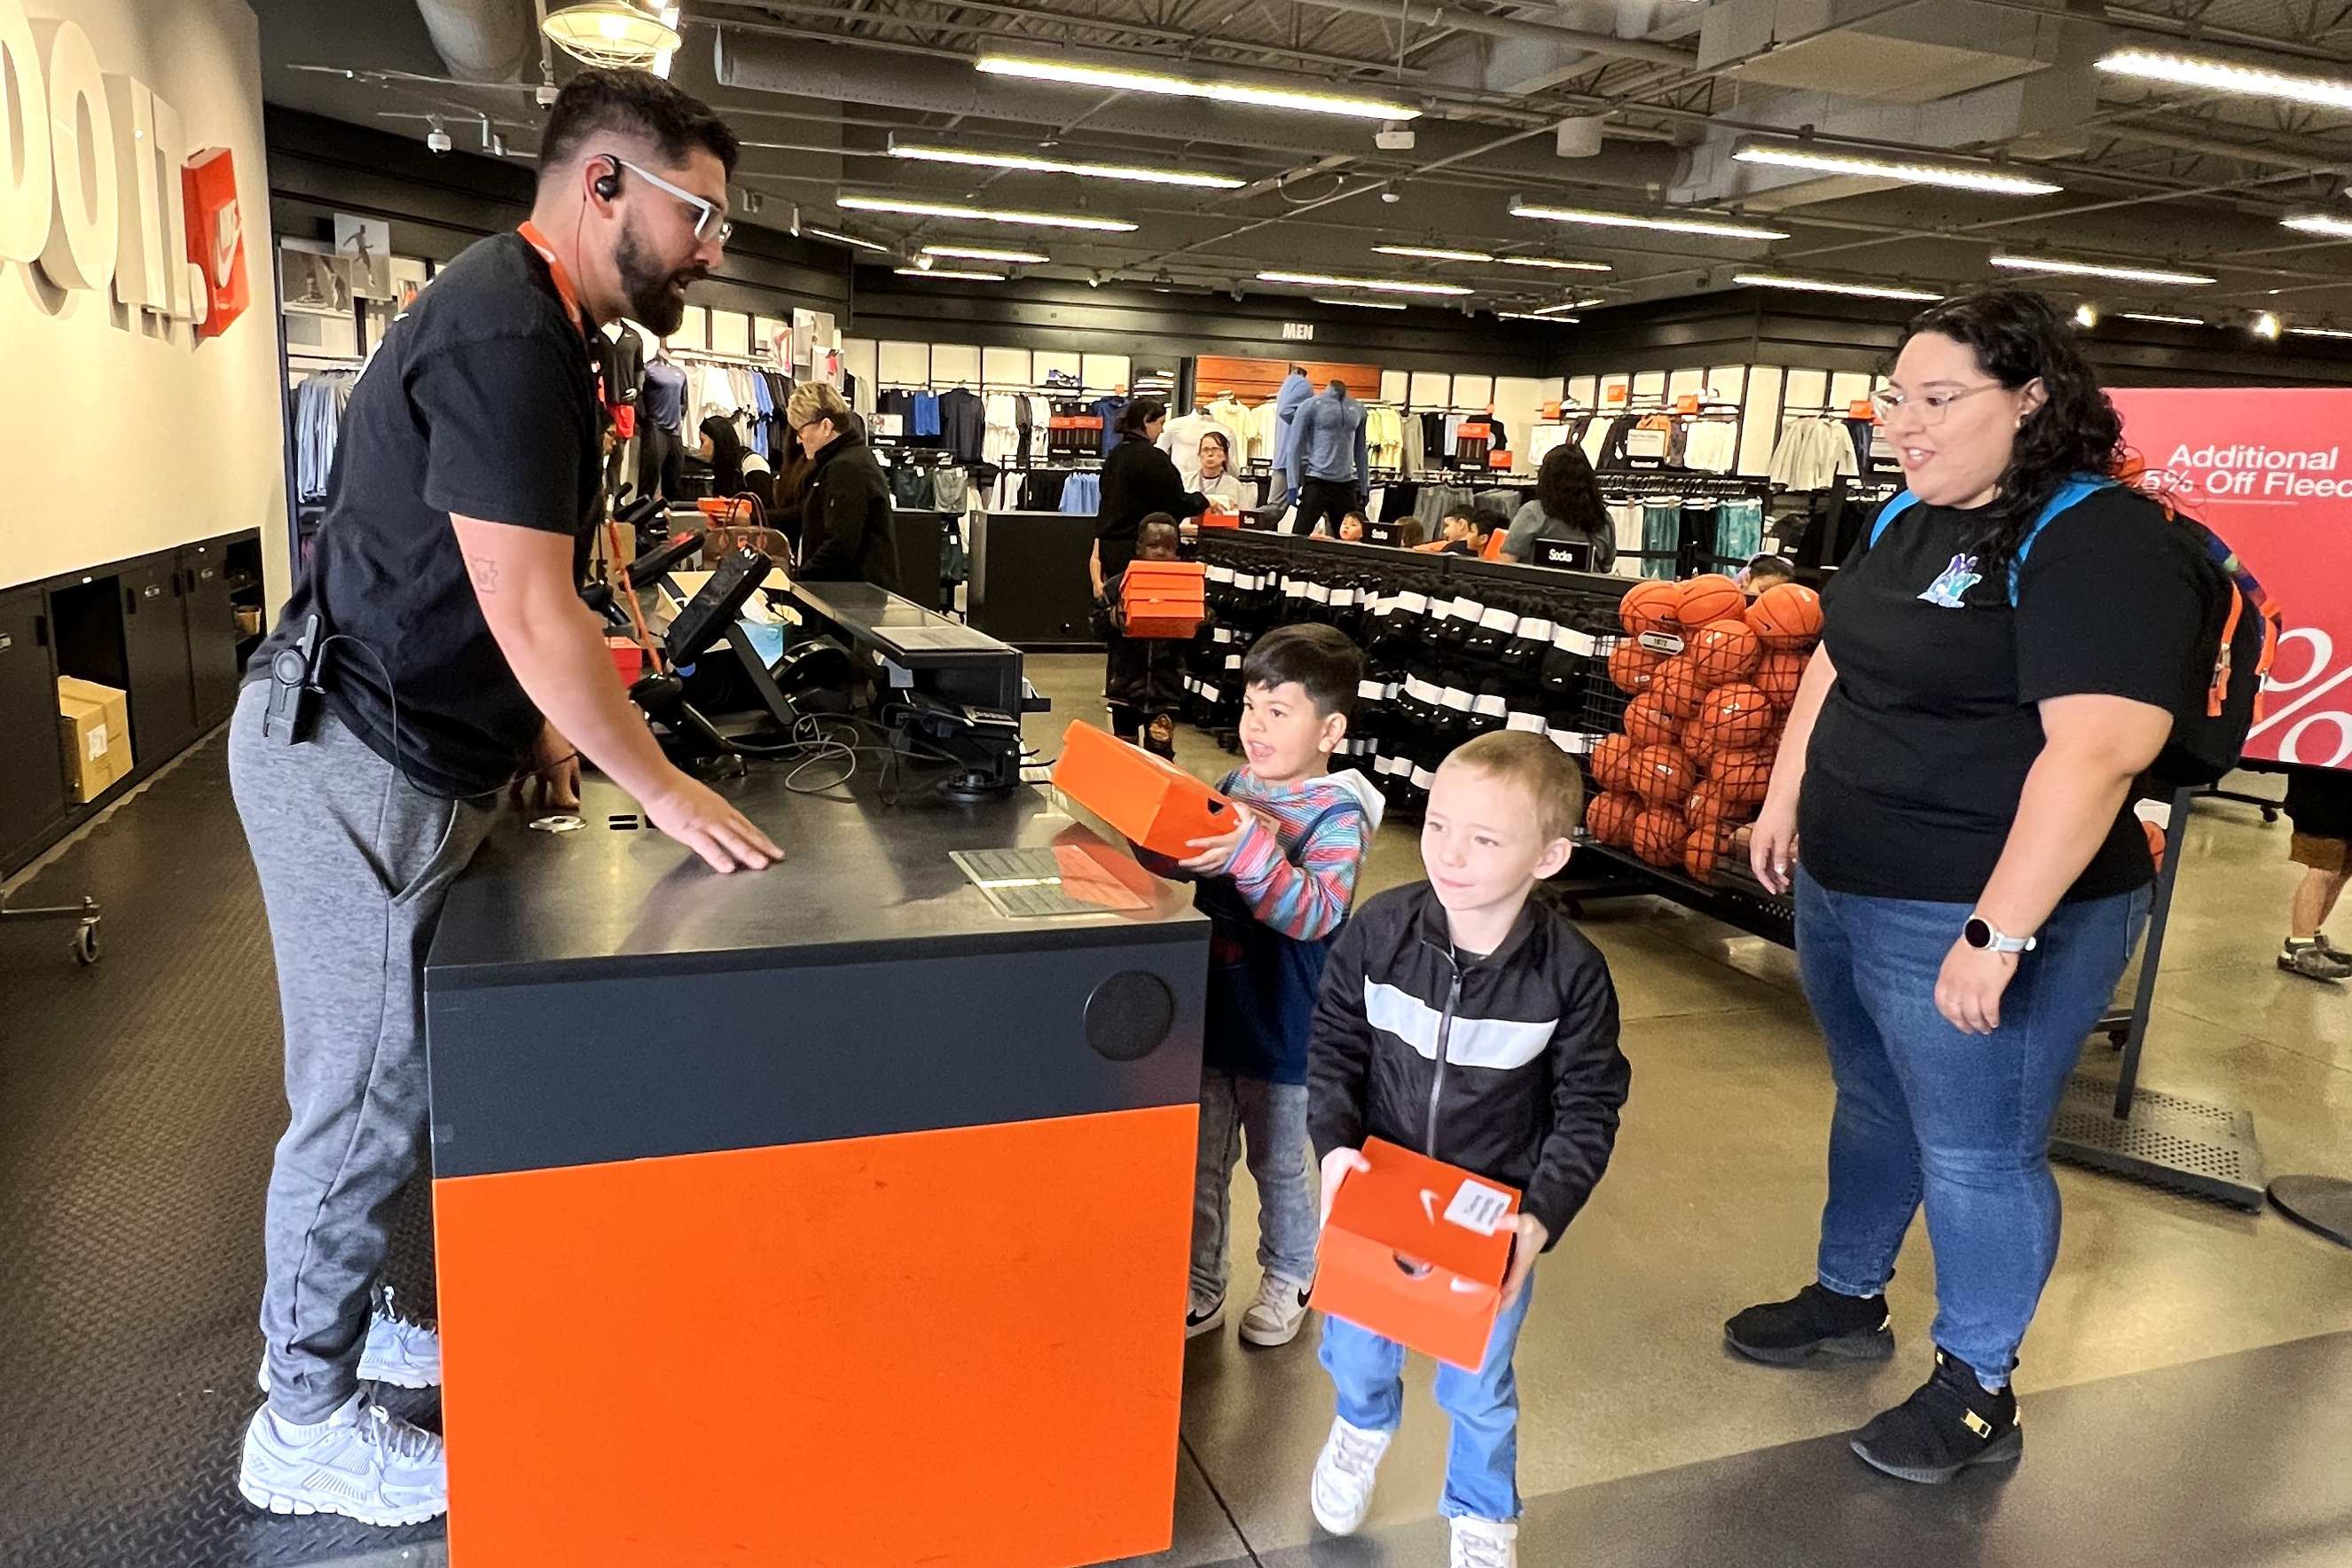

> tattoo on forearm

[{"left": 466, "top": 555, "right": 499, "bottom": 593}]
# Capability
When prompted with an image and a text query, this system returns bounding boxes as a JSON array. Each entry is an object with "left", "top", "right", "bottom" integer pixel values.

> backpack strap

[
  {"left": 1866, "top": 490, "right": 1923, "bottom": 549},
  {"left": 2006, "top": 474, "right": 2117, "bottom": 605}
]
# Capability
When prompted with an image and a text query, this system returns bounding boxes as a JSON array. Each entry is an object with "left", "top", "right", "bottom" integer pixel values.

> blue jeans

[
  {"left": 1191, "top": 1072, "right": 1319, "bottom": 1299},
  {"left": 1795, "top": 868, "right": 2150, "bottom": 1384},
  {"left": 1319, "top": 1276, "right": 1537, "bottom": 1521}
]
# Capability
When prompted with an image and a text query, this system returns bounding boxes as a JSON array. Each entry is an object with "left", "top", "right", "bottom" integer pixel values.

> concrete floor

[{"left": 1016, "top": 655, "right": 2352, "bottom": 1567}]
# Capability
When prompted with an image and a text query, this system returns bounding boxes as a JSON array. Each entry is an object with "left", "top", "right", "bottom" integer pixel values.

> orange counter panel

[{"left": 433, "top": 1103, "right": 1197, "bottom": 1568}]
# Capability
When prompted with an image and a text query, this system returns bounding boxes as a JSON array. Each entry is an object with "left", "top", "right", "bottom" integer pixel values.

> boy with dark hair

[
  {"left": 1093, "top": 514, "right": 1190, "bottom": 757},
  {"left": 1141, "top": 623, "right": 1384, "bottom": 1348},
  {"left": 1306, "top": 731, "right": 1628, "bottom": 1568}
]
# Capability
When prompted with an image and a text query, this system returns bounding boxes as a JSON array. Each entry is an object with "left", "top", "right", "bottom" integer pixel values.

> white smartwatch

[{"left": 1963, "top": 915, "right": 2037, "bottom": 955}]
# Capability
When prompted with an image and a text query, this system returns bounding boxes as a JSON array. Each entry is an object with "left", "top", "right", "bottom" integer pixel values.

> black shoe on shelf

[
  {"left": 1850, "top": 1348, "right": 2022, "bottom": 1484},
  {"left": 1723, "top": 1282, "right": 1894, "bottom": 1366}
]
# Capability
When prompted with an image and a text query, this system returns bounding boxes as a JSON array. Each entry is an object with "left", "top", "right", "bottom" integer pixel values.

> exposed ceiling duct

[{"left": 414, "top": 0, "right": 537, "bottom": 83}]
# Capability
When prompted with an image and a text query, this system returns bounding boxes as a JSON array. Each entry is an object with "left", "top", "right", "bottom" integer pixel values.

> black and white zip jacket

[{"left": 1305, "top": 881, "right": 1629, "bottom": 1247}]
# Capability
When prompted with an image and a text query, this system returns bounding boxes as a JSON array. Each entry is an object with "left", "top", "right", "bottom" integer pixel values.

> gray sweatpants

[{"left": 228, "top": 682, "right": 494, "bottom": 1422}]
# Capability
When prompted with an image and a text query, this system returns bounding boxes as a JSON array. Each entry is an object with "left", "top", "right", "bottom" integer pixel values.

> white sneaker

[
  {"left": 1186, "top": 1290, "right": 1227, "bottom": 1339},
  {"left": 1450, "top": 1516, "right": 1519, "bottom": 1568},
  {"left": 237, "top": 1389, "right": 448, "bottom": 1526},
  {"left": 258, "top": 1289, "right": 441, "bottom": 1392},
  {"left": 1238, "top": 1273, "right": 1313, "bottom": 1347},
  {"left": 1310, "top": 1416, "right": 1392, "bottom": 1535}
]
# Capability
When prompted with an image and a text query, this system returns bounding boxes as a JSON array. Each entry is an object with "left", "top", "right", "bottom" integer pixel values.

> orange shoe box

[
  {"left": 1053, "top": 721, "right": 1235, "bottom": 858},
  {"left": 1310, "top": 1137, "right": 1521, "bottom": 1371},
  {"left": 1122, "top": 561, "right": 1206, "bottom": 639}
]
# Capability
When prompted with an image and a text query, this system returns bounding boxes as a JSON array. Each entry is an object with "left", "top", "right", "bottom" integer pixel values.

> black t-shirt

[
  {"left": 249, "top": 231, "right": 600, "bottom": 798},
  {"left": 1800, "top": 486, "right": 2206, "bottom": 903}
]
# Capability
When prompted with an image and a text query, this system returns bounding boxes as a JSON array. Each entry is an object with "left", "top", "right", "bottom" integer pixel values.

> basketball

[
  {"left": 1677, "top": 575, "right": 1746, "bottom": 629},
  {"left": 2144, "top": 815, "right": 2167, "bottom": 874},
  {"left": 1609, "top": 641, "right": 1662, "bottom": 695},
  {"left": 1746, "top": 582, "right": 1824, "bottom": 646},
  {"left": 1708, "top": 749, "right": 1776, "bottom": 807},
  {"left": 1754, "top": 647, "right": 1807, "bottom": 711},
  {"left": 1590, "top": 733, "right": 1635, "bottom": 791},
  {"left": 1585, "top": 790, "right": 1642, "bottom": 847},
  {"left": 1632, "top": 807, "right": 1689, "bottom": 868},
  {"left": 1620, "top": 579, "right": 1682, "bottom": 635},
  {"left": 1651, "top": 656, "right": 1707, "bottom": 719},
  {"left": 1684, "top": 821, "right": 1737, "bottom": 884},
  {"left": 1628, "top": 743, "right": 1693, "bottom": 807},
  {"left": 1623, "top": 695, "right": 1682, "bottom": 749},
  {"left": 1689, "top": 619, "right": 1761, "bottom": 686},
  {"left": 1701, "top": 683, "right": 1776, "bottom": 749},
  {"left": 1683, "top": 779, "right": 1730, "bottom": 827}
]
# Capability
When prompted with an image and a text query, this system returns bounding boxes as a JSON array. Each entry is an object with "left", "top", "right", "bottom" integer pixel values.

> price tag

[{"left": 1443, "top": 1179, "right": 1514, "bottom": 1236}]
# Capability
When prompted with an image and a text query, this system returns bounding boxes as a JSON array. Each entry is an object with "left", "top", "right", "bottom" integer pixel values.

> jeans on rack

[{"left": 1796, "top": 867, "right": 2150, "bottom": 1384}]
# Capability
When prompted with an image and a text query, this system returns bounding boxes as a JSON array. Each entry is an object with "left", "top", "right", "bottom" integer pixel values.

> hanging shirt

[
  {"left": 640, "top": 358, "right": 686, "bottom": 435},
  {"left": 1267, "top": 371, "right": 1314, "bottom": 471},
  {"left": 1287, "top": 388, "right": 1369, "bottom": 490}
]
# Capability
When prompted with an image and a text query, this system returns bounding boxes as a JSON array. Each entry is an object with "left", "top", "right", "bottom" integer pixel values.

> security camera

[
  {"left": 1230, "top": 282, "right": 1244, "bottom": 302},
  {"left": 1379, "top": 182, "right": 1401, "bottom": 205},
  {"left": 426, "top": 121, "right": 452, "bottom": 155}
]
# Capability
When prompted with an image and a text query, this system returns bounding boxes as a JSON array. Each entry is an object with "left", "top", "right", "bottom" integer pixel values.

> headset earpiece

[{"left": 593, "top": 158, "right": 622, "bottom": 201}]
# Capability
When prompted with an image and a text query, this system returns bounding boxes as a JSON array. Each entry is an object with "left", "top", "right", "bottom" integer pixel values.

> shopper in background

[
  {"left": 1306, "top": 731, "right": 1628, "bottom": 1568},
  {"left": 1134, "top": 625, "right": 1382, "bottom": 1351},
  {"left": 231, "top": 68, "right": 779, "bottom": 1528},
  {"left": 1286, "top": 378, "right": 1370, "bottom": 539},
  {"left": 1093, "top": 514, "right": 1190, "bottom": 757},
  {"left": 2278, "top": 764, "right": 2352, "bottom": 981},
  {"left": 1741, "top": 553, "right": 1799, "bottom": 597},
  {"left": 1421, "top": 506, "right": 1503, "bottom": 558},
  {"left": 1196, "top": 429, "right": 1247, "bottom": 510},
  {"left": 1499, "top": 443, "right": 1615, "bottom": 569},
  {"left": 1092, "top": 399, "right": 1208, "bottom": 598},
  {"left": 1736, "top": 287, "right": 2206, "bottom": 1485},
  {"left": 788, "top": 381, "right": 899, "bottom": 593},
  {"left": 1337, "top": 511, "right": 1369, "bottom": 543},
  {"left": 697, "top": 412, "right": 746, "bottom": 497}
]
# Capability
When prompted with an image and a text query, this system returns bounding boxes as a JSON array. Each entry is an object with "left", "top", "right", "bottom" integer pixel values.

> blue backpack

[{"left": 1867, "top": 474, "right": 2282, "bottom": 787}]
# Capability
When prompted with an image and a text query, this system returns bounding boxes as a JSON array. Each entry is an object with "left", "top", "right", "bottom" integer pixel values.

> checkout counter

[{"left": 422, "top": 586, "right": 1209, "bottom": 1567}]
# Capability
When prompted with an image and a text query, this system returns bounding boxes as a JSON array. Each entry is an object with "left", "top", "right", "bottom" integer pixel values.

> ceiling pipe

[
  {"left": 414, "top": 0, "right": 537, "bottom": 83},
  {"left": 1285, "top": 0, "right": 1690, "bottom": 67}
]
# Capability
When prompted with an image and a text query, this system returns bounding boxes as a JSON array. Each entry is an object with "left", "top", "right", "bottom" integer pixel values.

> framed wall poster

[
  {"left": 2110, "top": 388, "right": 2352, "bottom": 770},
  {"left": 333, "top": 215, "right": 395, "bottom": 301},
  {"left": 278, "top": 238, "right": 349, "bottom": 316}
]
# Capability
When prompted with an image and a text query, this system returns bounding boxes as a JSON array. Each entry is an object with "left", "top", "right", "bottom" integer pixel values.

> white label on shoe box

[
  {"left": 89, "top": 725, "right": 107, "bottom": 761},
  {"left": 1444, "top": 1180, "right": 1513, "bottom": 1236}
]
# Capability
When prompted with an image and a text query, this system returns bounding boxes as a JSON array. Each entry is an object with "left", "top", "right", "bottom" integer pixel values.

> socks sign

[{"left": 0, "top": 0, "right": 246, "bottom": 339}]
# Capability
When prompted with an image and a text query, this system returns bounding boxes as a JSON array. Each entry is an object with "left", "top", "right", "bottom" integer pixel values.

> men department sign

[{"left": 0, "top": 0, "right": 247, "bottom": 339}]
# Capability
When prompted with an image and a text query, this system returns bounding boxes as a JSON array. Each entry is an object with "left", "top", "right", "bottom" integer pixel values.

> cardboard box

[
  {"left": 57, "top": 677, "right": 133, "bottom": 804},
  {"left": 1052, "top": 721, "right": 1235, "bottom": 858},
  {"left": 1309, "top": 1137, "right": 1521, "bottom": 1371},
  {"left": 1122, "top": 561, "right": 1206, "bottom": 639}
]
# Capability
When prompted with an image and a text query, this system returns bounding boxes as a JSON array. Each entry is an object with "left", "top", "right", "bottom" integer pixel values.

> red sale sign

[{"left": 2111, "top": 388, "right": 2348, "bottom": 768}]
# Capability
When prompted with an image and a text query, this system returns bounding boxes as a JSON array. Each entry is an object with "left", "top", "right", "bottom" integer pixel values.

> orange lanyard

[{"left": 516, "top": 220, "right": 590, "bottom": 340}]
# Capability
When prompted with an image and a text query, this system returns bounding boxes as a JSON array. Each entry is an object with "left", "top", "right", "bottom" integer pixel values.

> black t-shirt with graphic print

[
  {"left": 247, "top": 232, "right": 601, "bottom": 799},
  {"left": 1799, "top": 485, "right": 2207, "bottom": 904}
]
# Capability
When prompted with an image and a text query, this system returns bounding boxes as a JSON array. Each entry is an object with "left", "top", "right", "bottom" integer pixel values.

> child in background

[
  {"left": 1305, "top": 732, "right": 1629, "bottom": 1568},
  {"left": 1742, "top": 553, "right": 1799, "bottom": 598},
  {"left": 1337, "top": 511, "right": 1369, "bottom": 543},
  {"left": 1094, "top": 514, "right": 1190, "bottom": 757},
  {"left": 1141, "top": 624, "right": 1385, "bottom": 1347}
]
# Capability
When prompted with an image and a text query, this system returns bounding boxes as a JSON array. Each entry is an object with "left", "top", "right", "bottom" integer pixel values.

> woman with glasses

[
  {"left": 1727, "top": 289, "right": 2207, "bottom": 1486},
  {"left": 788, "top": 381, "right": 899, "bottom": 592}
]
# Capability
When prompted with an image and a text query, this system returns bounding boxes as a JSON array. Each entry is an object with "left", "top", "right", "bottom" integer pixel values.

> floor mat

[{"left": 0, "top": 735, "right": 444, "bottom": 1568}]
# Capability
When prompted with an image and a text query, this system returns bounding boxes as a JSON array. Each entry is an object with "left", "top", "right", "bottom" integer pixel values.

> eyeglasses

[
  {"left": 1870, "top": 382, "right": 2004, "bottom": 424},
  {"left": 608, "top": 155, "right": 733, "bottom": 243}
]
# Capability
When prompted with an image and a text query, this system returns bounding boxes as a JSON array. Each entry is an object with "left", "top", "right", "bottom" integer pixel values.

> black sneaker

[
  {"left": 1724, "top": 1282, "right": 1894, "bottom": 1366},
  {"left": 1851, "top": 1349, "right": 2021, "bottom": 1484},
  {"left": 1186, "top": 1292, "right": 1227, "bottom": 1339},
  {"left": 2279, "top": 939, "right": 2352, "bottom": 983}
]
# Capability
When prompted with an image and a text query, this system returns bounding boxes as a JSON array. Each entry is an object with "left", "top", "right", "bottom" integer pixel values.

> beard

[{"left": 615, "top": 216, "right": 704, "bottom": 335}]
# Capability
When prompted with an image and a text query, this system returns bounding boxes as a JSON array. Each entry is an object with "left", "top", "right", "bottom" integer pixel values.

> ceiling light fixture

[
  {"left": 888, "top": 142, "right": 1244, "bottom": 190},
  {"left": 1511, "top": 202, "right": 1789, "bottom": 240},
  {"left": 837, "top": 194, "right": 1137, "bottom": 231},
  {"left": 2118, "top": 311, "right": 2206, "bottom": 325},
  {"left": 1313, "top": 296, "right": 1409, "bottom": 310},
  {"left": 1529, "top": 302, "right": 1584, "bottom": 317},
  {"left": 1732, "top": 271, "right": 1942, "bottom": 301},
  {"left": 1496, "top": 255, "right": 1612, "bottom": 272},
  {"left": 976, "top": 55, "right": 1419, "bottom": 121},
  {"left": 921, "top": 244, "right": 1050, "bottom": 264},
  {"left": 893, "top": 267, "right": 1007, "bottom": 282},
  {"left": 540, "top": 1, "right": 680, "bottom": 68},
  {"left": 2283, "top": 214, "right": 2352, "bottom": 239},
  {"left": 1256, "top": 269, "right": 1473, "bottom": 296},
  {"left": 1372, "top": 244, "right": 1494, "bottom": 263},
  {"left": 1732, "top": 139, "right": 2062, "bottom": 196},
  {"left": 2095, "top": 48, "right": 2352, "bottom": 114},
  {"left": 2288, "top": 325, "right": 2352, "bottom": 339},
  {"left": 804, "top": 224, "right": 889, "bottom": 254},
  {"left": 1494, "top": 310, "right": 1577, "bottom": 323},
  {"left": 1989, "top": 254, "right": 2215, "bottom": 286},
  {"left": 2074, "top": 302, "right": 2098, "bottom": 328},
  {"left": 2254, "top": 310, "right": 2284, "bottom": 339}
]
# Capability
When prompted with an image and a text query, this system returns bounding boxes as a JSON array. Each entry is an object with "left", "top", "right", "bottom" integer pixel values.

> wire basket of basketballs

[{"left": 1580, "top": 572, "right": 1823, "bottom": 887}]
